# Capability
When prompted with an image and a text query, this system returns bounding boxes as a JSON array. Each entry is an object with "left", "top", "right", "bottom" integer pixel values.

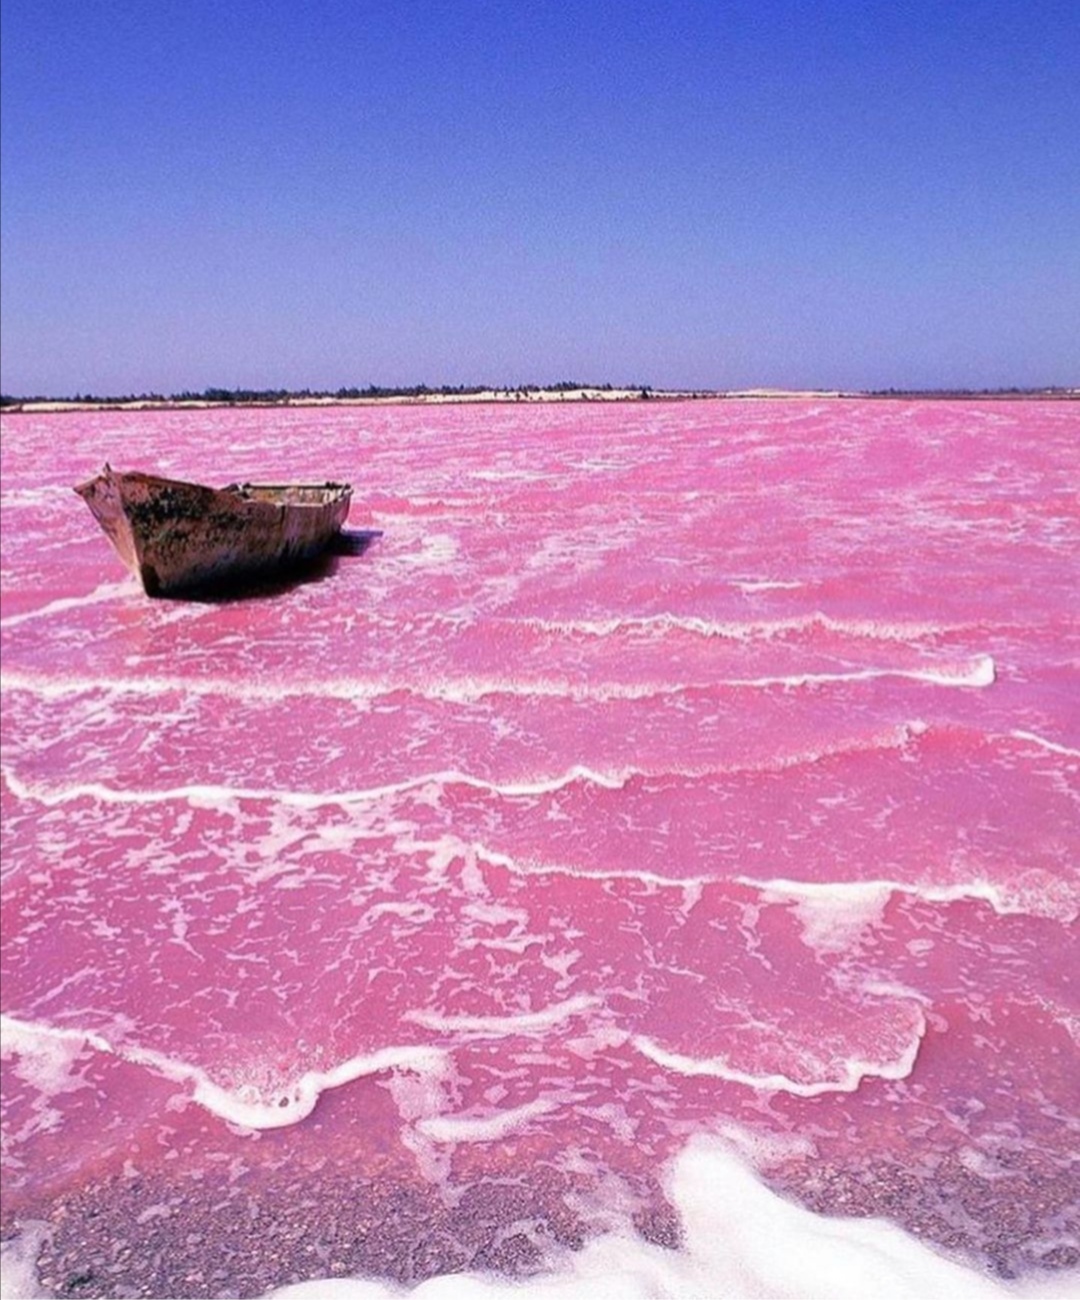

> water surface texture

[{"left": 2, "top": 399, "right": 1077, "bottom": 1297}]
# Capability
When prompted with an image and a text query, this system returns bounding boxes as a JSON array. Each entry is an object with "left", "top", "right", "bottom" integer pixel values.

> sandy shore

[
  {"left": 771, "top": 1149, "right": 1080, "bottom": 1282},
  {"left": 1, "top": 1166, "right": 679, "bottom": 1299},
  {"left": 4, "top": 1145, "right": 1077, "bottom": 1299}
]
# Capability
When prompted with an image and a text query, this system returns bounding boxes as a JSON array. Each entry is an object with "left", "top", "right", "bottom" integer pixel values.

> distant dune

[
  {"left": 2, "top": 386, "right": 1075, "bottom": 413},
  {"left": 6, "top": 388, "right": 681, "bottom": 413}
]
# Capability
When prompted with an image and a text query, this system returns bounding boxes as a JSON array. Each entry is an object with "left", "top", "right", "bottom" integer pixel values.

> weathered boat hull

[{"left": 74, "top": 466, "right": 352, "bottom": 596}]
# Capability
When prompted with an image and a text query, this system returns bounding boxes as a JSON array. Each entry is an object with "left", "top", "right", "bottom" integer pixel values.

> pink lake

[{"left": 1, "top": 398, "right": 1077, "bottom": 1299}]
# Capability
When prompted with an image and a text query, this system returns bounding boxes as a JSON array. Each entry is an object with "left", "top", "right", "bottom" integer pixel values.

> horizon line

[{"left": 3, "top": 382, "right": 1077, "bottom": 412}]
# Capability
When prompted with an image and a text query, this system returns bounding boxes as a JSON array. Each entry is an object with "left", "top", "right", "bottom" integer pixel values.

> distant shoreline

[{"left": 1, "top": 385, "right": 1075, "bottom": 414}]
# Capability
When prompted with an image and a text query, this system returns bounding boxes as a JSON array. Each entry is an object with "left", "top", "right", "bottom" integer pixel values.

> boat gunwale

[{"left": 75, "top": 468, "right": 351, "bottom": 505}]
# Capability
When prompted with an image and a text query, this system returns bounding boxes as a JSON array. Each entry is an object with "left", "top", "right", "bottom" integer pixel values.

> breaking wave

[
  {"left": 630, "top": 1006, "right": 927, "bottom": 1098},
  {"left": 0, "top": 1013, "right": 447, "bottom": 1131},
  {"left": 516, "top": 611, "right": 966, "bottom": 643},
  {"left": 0, "top": 653, "right": 996, "bottom": 704}
]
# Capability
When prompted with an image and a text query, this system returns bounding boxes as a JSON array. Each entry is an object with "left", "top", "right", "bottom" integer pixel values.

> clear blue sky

[{"left": 2, "top": 0, "right": 1078, "bottom": 395}]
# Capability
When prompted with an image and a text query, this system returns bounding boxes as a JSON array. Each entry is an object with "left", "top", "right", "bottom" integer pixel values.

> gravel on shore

[
  {"left": 5, "top": 1144, "right": 1078, "bottom": 1298},
  {"left": 3, "top": 1165, "right": 680, "bottom": 1300}
]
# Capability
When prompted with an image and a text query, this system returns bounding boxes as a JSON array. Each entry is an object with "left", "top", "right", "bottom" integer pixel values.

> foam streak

[
  {"left": 631, "top": 1017, "right": 925, "bottom": 1097},
  {"left": 0, "top": 654, "right": 996, "bottom": 704},
  {"left": 0, "top": 1014, "right": 446, "bottom": 1130}
]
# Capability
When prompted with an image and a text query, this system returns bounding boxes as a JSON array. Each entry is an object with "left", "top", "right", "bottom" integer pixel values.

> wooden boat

[{"left": 74, "top": 465, "right": 352, "bottom": 596}]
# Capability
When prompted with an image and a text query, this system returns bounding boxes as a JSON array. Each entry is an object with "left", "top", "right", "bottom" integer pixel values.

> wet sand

[
  {"left": 772, "top": 1150, "right": 1080, "bottom": 1282},
  {"left": 2, "top": 1166, "right": 679, "bottom": 1299},
  {"left": 5, "top": 1149, "right": 1078, "bottom": 1299}
]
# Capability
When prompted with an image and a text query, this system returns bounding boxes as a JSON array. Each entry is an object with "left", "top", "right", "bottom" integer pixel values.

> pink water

[{"left": 1, "top": 399, "right": 1077, "bottom": 1293}]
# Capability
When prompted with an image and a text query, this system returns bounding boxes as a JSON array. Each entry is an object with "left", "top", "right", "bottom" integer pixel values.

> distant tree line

[
  {"left": 866, "top": 386, "right": 1074, "bottom": 398},
  {"left": 1, "top": 381, "right": 655, "bottom": 407},
  {"left": 4, "top": 384, "right": 1076, "bottom": 408}
]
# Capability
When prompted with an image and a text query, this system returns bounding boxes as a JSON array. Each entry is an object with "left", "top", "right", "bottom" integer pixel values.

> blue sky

[{"left": 2, "top": 0, "right": 1078, "bottom": 394}]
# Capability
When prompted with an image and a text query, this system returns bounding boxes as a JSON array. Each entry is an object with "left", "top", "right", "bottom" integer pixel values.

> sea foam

[
  {"left": 4, "top": 1144, "right": 1076, "bottom": 1300},
  {"left": 0, "top": 650, "right": 996, "bottom": 706},
  {"left": 257, "top": 1137, "right": 1079, "bottom": 1300},
  {"left": 0, "top": 1014, "right": 448, "bottom": 1131},
  {"left": 630, "top": 1010, "right": 926, "bottom": 1098}
]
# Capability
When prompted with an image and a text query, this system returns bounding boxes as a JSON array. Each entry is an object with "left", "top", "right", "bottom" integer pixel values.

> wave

[
  {"left": 0, "top": 762, "right": 634, "bottom": 811},
  {"left": 0, "top": 983, "right": 928, "bottom": 1133},
  {"left": 415, "top": 1096, "right": 561, "bottom": 1144},
  {"left": 1011, "top": 730, "right": 1080, "bottom": 759},
  {"left": 403, "top": 994, "right": 600, "bottom": 1037},
  {"left": 9, "top": 716, "right": 1065, "bottom": 819},
  {"left": 740, "top": 873, "right": 1080, "bottom": 926},
  {"left": 0, "top": 719, "right": 934, "bottom": 811},
  {"left": 0, "top": 652, "right": 996, "bottom": 705},
  {"left": 455, "top": 846, "right": 1079, "bottom": 928},
  {"left": 718, "top": 654, "right": 994, "bottom": 689},
  {"left": 476, "top": 832, "right": 1079, "bottom": 929},
  {"left": 630, "top": 1006, "right": 926, "bottom": 1098},
  {"left": 0, "top": 1013, "right": 447, "bottom": 1132},
  {"left": 464, "top": 840, "right": 716, "bottom": 893},
  {"left": 0, "top": 484, "right": 76, "bottom": 509},
  {"left": 516, "top": 611, "right": 964, "bottom": 643},
  {"left": 388, "top": 533, "right": 461, "bottom": 567},
  {"left": 0, "top": 579, "right": 132, "bottom": 629},
  {"left": 429, "top": 838, "right": 1080, "bottom": 929},
  {"left": 732, "top": 579, "right": 806, "bottom": 592},
  {"left": 370, "top": 495, "right": 476, "bottom": 514}
]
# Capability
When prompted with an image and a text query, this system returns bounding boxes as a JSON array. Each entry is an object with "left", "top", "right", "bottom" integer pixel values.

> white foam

[
  {"left": 4, "top": 1142, "right": 1075, "bottom": 1300},
  {"left": 1, "top": 1014, "right": 116, "bottom": 1061},
  {"left": 1, "top": 1018, "right": 95, "bottom": 1092},
  {"left": 0, "top": 578, "right": 132, "bottom": 629},
  {"left": 259, "top": 1137, "right": 1078, "bottom": 1300},
  {"left": 770, "top": 880, "right": 895, "bottom": 952},
  {"left": 466, "top": 839, "right": 715, "bottom": 892},
  {"left": 517, "top": 611, "right": 958, "bottom": 644},
  {"left": 395, "top": 534, "right": 460, "bottom": 567},
  {"left": 404, "top": 994, "right": 600, "bottom": 1037},
  {"left": 733, "top": 579, "right": 806, "bottom": 592},
  {"left": 741, "top": 874, "right": 1080, "bottom": 928},
  {"left": 0, "top": 719, "right": 936, "bottom": 816},
  {"left": 1011, "top": 730, "right": 1080, "bottom": 759},
  {"left": 193, "top": 1044, "right": 450, "bottom": 1130},
  {"left": 0, "top": 1221, "right": 52, "bottom": 1300},
  {"left": 0, "top": 1014, "right": 447, "bottom": 1131},
  {"left": 0, "top": 762, "right": 631, "bottom": 812},
  {"left": 0, "top": 652, "right": 995, "bottom": 706},
  {"left": 416, "top": 1096, "right": 560, "bottom": 1143},
  {"left": 630, "top": 1010, "right": 925, "bottom": 1097},
  {"left": 720, "top": 653, "right": 995, "bottom": 690}
]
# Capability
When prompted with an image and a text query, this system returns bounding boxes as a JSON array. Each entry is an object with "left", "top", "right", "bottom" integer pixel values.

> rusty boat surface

[{"left": 74, "top": 465, "right": 353, "bottom": 596}]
